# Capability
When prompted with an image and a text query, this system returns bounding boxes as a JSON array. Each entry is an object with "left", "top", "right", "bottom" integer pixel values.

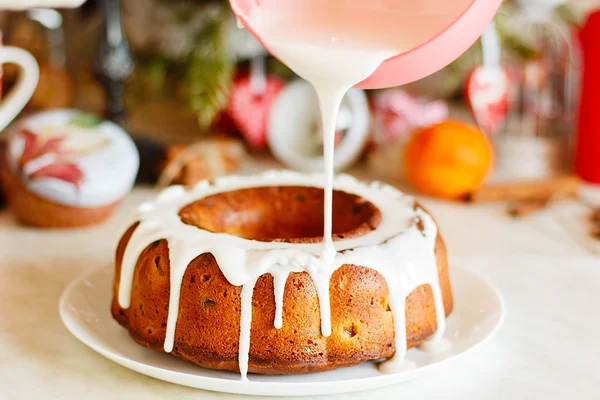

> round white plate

[{"left": 59, "top": 266, "right": 505, "bottom": 397}]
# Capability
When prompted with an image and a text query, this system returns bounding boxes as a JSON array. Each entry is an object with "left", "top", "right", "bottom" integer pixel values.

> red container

[{"left": 577, "top": 10, "right": 600, "bottom": 184}]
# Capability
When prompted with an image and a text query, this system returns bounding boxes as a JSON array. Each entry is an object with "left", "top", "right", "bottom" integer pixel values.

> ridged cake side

[{"left": 111, "top": 219, "right": 453, "bottom": 375}]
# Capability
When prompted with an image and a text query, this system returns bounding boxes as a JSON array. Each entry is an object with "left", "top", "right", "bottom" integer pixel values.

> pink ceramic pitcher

[{"left": 229, "top": 0, "right": 503, "bottom": 89}]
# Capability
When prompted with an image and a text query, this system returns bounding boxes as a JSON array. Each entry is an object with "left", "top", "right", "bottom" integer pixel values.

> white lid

[{"left": 7, "top": 109, "right": 139, "bottom": 208}]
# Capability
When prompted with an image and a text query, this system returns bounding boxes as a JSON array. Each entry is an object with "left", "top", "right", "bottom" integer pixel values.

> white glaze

[
  {"left": 119, "top": 2, "right": 451, "bottom": 379},
  {"left": 252, "top": 22, "right": 398, "bottom": 293},
  {"left": 117, "top": 171, "right": 447, "bottom": 380},
  {"left": 249, "top": 5, "right": 448, "bottom": 370},
  {"left": 419, "top": 337, "right": 452, "bottom": 354}
]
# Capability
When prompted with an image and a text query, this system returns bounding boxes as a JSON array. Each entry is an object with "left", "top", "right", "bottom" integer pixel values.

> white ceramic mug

[{"left": 0, "top": 37, "right": 39, "bottom": 132}]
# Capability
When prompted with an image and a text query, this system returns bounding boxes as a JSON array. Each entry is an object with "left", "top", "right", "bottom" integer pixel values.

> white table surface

[{"left": 1, "top": 180, "right": 599, "bottom": 399}]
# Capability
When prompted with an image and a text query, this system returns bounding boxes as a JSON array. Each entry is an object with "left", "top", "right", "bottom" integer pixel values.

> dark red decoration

[
  {"left": 577, "top": 10, "right": 600, "bottom": 184},
  {"left": 225, "top": 76, "right": 285, "bottom": 150}
]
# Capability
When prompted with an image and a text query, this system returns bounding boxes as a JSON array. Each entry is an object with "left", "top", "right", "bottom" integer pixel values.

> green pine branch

[{"left": 186, "top": 7, "right": 235, "bottom": 130}]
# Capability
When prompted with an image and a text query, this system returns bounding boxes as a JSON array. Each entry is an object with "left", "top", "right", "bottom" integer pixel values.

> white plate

[{"left": 59, "top": 266, "right": 505, "bottom": 397}]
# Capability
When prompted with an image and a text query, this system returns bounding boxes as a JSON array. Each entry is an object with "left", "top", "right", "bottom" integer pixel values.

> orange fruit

[{"left": 403, "top": 120, "right": 494, "bottom": 200}]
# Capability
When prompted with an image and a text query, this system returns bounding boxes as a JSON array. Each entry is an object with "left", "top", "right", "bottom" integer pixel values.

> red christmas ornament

[
  {"left": 17, "top": 129, "right": 84, "bottom": 188},
  {"left": 225, "top": 76, "right": 285, "bottom": 149}
]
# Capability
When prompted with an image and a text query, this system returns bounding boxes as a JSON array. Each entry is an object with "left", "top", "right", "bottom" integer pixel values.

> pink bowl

[{"left": 229, "top": 0, "right": 503, "bottom": 89}]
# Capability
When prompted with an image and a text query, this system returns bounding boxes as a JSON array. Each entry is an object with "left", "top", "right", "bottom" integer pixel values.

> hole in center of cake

[{"left": 178, "top": 186, "right": 381, "bottom": 243}]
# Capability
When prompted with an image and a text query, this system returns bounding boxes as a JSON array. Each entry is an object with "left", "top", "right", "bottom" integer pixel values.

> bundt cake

[{"left": 111, "top": 171, "right": 453, "bottom": 377}]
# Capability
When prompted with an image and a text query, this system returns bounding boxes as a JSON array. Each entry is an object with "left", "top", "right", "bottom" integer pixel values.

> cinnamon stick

[
  {"left": 465, "top": 176, "right": 579, "bottom": 203},
  {"left": 591, "top": 208, "right": 600, "bottom": 225},
  {"left": 591, "top": 209, "right": 600, "bottom": 241},
  {"left": 507, "top": 198, "right": 550, "bottom": 218}
]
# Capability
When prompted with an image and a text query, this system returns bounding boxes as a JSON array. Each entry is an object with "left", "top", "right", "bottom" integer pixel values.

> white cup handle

[{"left": 0, "top": 46, "right": 40, "bottom": 132}]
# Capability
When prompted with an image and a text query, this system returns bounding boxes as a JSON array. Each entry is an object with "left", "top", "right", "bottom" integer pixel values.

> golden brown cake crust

[{"left": 111, "top": 187, "right": 453, "bottom": 375}]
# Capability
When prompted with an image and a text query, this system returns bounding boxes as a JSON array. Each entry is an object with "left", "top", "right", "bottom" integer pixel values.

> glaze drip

[{"left": 117, "top": 171, "right": 447, "bottom": 380}]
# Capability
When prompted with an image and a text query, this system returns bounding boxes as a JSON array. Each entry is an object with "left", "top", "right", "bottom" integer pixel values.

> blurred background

[{"left": 1, "top": 0, "right": 599, "bottom": 221}]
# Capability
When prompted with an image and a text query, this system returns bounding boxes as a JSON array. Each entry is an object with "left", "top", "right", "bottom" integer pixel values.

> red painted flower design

[{"left": 17, "top": 128, "right": 84, "bottom": 188}]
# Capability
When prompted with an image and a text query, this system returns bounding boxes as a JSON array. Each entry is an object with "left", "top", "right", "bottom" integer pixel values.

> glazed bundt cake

[{"left": 111, "top": 172, "right": 453, "bottom": 377}]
